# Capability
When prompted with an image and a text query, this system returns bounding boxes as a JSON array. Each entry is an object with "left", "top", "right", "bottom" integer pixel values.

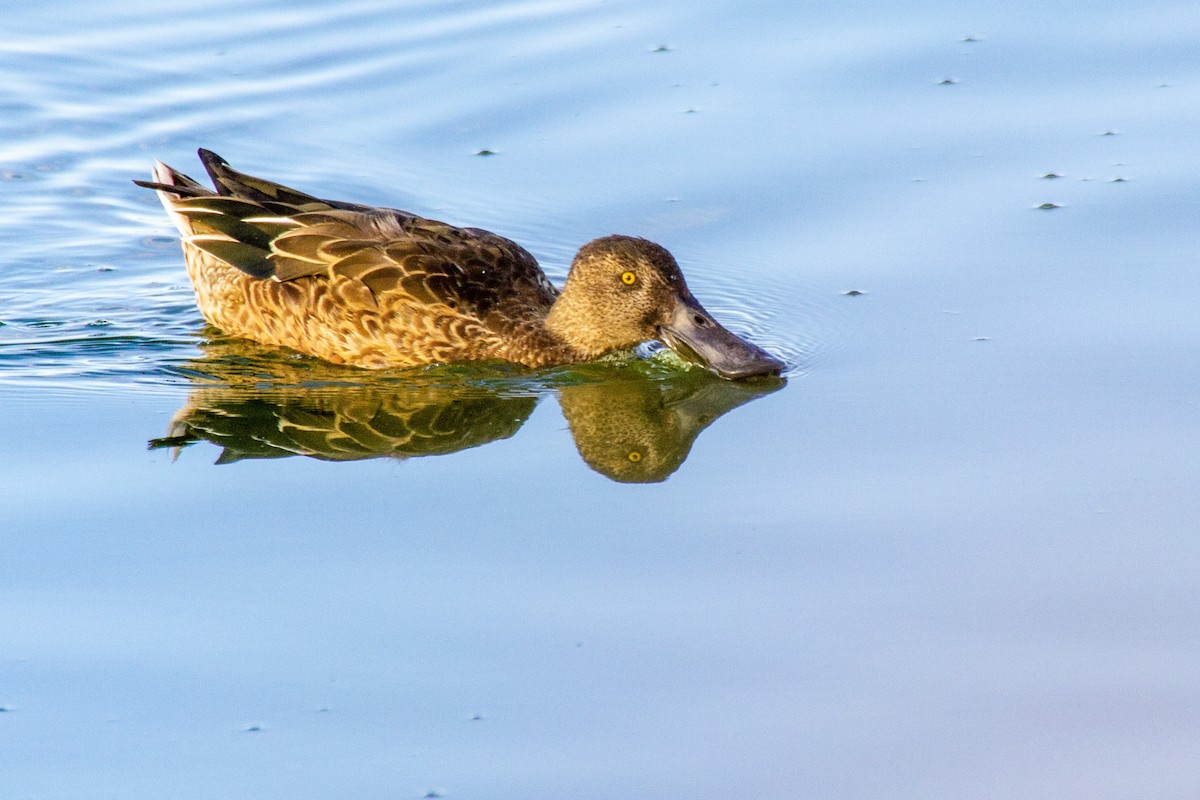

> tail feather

[
  {"left": 134, "top": 149, "right": 344, "bottom": 279},
  {"left": 132, "top": 159, "right": 213, "bottom": 198},
  {"left": 197, "top": 148, "right": 325, "bottom": 208}
]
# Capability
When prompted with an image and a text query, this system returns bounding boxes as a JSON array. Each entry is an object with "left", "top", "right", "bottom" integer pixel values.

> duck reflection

[
  {"left": 152, "top": 341, "right": 783, "bottom": 482},
  {"left": 558, "top": 373, "right": 778, "bottom": 482}
]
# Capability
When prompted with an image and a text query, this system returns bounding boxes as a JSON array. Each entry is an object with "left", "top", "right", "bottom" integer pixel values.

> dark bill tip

[{"left": 659, "top": 296, "right": 787, "bottom": 380}]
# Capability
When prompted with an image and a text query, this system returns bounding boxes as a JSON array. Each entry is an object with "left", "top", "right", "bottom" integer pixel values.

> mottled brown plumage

[{"left": 137, "top": 149, "right": 785, "bottom": 379}]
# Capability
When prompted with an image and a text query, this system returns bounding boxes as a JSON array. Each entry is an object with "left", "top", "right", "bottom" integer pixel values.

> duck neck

[{"left": 544, "top": 285, "right": 611, "bottom": 359}]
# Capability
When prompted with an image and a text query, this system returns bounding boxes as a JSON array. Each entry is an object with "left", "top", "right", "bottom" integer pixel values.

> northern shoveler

[{"left": 136, "top": 149, "right": 785, "bottom": 379}]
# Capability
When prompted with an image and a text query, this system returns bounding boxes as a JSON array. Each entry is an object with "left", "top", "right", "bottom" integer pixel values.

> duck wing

[{"left": 137, "top": 150, "right": 559, "bottom": 317}]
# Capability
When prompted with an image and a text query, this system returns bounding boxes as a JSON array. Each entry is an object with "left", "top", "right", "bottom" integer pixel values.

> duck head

[{"left": 545, "top": 235, "right": 785, "bottom": 379}]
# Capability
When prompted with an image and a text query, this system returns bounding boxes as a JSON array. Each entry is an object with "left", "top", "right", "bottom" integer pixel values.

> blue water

[{"left": 3, "top": 1, "right": 1200, "bottom": 797}]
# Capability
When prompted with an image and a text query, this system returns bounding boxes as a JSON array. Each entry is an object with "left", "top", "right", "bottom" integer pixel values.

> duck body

[{"left": 138, "top": 149, "right": 784, "bottom": 379}]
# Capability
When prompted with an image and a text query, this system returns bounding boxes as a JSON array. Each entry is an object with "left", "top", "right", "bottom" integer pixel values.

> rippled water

[{"left": 4, "top": 1, "right": 1200, "bottom": 798}]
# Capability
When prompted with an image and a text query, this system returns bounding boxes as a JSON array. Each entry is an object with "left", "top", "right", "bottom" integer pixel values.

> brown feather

[{"left": 138, "top": 149, "right": 757, "bottom": 374}]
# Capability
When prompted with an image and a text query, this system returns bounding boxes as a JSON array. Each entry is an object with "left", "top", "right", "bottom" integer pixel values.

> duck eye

[
  {"left": 620, "top": 271, "right": 637, "bottom": 285},
  {"left": 627, "top": 450, "right": 642, "bottom": 462}
]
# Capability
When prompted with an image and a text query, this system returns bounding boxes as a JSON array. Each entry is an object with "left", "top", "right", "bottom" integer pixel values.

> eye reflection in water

[{"left": 151, "top": 339, "right": 784, "bottom": 483}]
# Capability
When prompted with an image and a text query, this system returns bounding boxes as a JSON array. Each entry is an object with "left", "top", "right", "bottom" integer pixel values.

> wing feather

[
  {"left": 143, "top": 150, "right": 560, "bottom": 324},
  {"left": 185, "top": 235, "right": 274, "bottom": 278}
]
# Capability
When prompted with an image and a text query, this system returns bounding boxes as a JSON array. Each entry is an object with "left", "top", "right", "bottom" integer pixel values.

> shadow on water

[{"left": 150, "top": 339, "right": 784, "bottom": 483}]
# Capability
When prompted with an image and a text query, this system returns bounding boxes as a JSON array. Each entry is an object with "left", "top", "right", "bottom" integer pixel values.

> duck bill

[{"left": 659, "top": 295, "right": 786, "bottom": 380}]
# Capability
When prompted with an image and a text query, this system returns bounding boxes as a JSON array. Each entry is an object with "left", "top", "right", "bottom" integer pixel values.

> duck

[{"left": 135, "top": 149, "right": 785, "bottom": 379}]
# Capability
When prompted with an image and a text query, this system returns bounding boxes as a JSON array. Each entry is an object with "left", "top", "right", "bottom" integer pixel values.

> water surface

[{"left": 3, "top": 1, "right": 1199, "bottom": 798}]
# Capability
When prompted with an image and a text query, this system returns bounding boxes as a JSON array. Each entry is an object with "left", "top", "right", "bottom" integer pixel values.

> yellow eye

[
  {"left": 621, "top": 271, "right": 637, "bottom": 285},
  {"left": 627, "top": 450, "right": 642, "bottom": 462}
]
